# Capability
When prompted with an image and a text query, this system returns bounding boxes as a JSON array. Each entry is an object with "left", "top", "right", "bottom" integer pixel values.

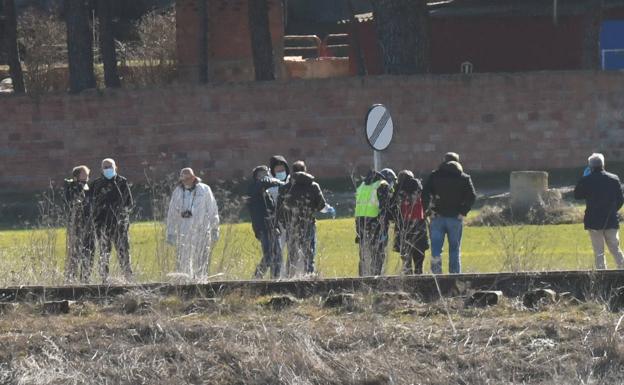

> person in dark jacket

[
  {"left": 423, "top": 155, "right": 476, "bottom": 274},
  {"left": 574, "top": 153, "right": 624, "bottom": 270},
  {"left": 89, "top": 158, "right": 134, "bottom": 283},
  {"left": 355, "top": 169, "right": 392, "bottom": 276},
  {"left": 64, "top": 165, "right": 95, "bottom": 283},
  {"left": 392, "top": 172, "right": 429, "bottom": 275},
  {"left": 248, "top": 165, "right": 285, "bottom": 279},
  {"left": 277, "top": 160, "right": 327, "bottom": 276}
]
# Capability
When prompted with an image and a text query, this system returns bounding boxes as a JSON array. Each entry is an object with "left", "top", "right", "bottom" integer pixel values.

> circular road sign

[{"left": 365, "top": 104, "right": 394, "bottom": 151}]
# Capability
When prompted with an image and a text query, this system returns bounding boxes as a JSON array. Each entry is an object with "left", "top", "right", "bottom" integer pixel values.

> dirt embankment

[{"left": 0, "top": 292, "right": 623, "bottom": 385}]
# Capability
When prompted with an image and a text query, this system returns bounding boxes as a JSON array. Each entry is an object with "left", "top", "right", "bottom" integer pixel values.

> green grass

[{"left": 0, "top": 217, "right": 599, "bottom": 285}]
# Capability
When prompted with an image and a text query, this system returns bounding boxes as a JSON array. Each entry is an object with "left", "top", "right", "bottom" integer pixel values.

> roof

[{"left": 332, "top": 0, "right": 624, "bottom": 24}]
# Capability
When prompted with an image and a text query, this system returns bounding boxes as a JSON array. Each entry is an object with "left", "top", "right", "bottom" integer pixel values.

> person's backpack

[{"left": 400, "top": 194, "right": 425, "bottom": 222}]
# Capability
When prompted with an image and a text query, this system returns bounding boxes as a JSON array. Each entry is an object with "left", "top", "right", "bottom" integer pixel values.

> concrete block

[
  {"left": 523, "top": 289, "right": 557, "bottom": 308},
  {"left": 323, "top": 293, "right": 356, "bottom": 309},
  {"left": 609, "top": 287, "right": 624, "bottom": 312},
  {"left": 264, "top": 295, "right": 298, "bottom": 311},
  {"left": 42, "top": 300, "right": 70, "bottom": 315},
  {"left": 466, "top": 291, "right": 503, "bottom": 307}
]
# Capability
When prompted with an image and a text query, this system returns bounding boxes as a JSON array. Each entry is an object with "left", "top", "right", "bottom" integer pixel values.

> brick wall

[{"left": 1, "top": 71, "right": 624, "bottom": 192}]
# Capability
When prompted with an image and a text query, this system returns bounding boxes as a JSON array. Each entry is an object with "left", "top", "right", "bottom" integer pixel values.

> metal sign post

[{"left": 365, "top": 104, "right": 394, "bottom": 171}]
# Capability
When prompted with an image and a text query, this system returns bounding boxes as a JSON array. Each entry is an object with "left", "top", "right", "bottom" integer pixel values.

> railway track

[{"left": 0, "top": 270, "right": 623, "bottom": 303}]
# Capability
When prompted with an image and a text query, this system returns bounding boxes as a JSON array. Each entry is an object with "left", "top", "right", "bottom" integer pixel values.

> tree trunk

[
  {"left": 198, "top": 0, "right": 208, "bottom": 83},
  {"left": 581, "top": 0, "right": 603, "bottom": 70},
  {"left": 97, "top": 0, "right": 120, "bottom": 88},
  {"left": 247, "top": 0, "right": 275, "bottom": 81},
  {"left": 347, "top": 0, "right": 367, "bottom": 76},
  {"left": 372, "top": 0, "right": 430, "bottom": 75},
  {"left": 66, "top": 0, "right": 96, "bottom": 93},
  {"left": 3, "top": 0, "right": 25, "bottom": 93}
]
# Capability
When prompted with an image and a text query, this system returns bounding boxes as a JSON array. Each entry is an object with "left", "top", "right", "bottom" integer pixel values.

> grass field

[{"left": 0, "top": 217, "right": 600, "bottom": 285}]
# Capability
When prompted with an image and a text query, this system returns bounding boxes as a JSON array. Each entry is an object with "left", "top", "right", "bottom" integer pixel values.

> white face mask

[{"left": 275, "top": 171, "right": 287, "bottom": 181}]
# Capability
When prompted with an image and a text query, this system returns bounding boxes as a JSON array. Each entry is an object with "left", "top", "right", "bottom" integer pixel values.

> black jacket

[
  {"left": 64, "top": 178, "right": 91, "bottom": 222},
  {"left": 89, "top": 175, "right": 133, "bottom": 226},
  {"left": 247, "top": 176, "right": 283, "bottom": 238},
  {"left": 277, "top": 172, "right": 326, "bottom": 229},
  {"left": 574, "top": 170, "right": 624, "bottom": 230},
  {"left": 423, "top": 162, "right": 476, "bottom": 217}
]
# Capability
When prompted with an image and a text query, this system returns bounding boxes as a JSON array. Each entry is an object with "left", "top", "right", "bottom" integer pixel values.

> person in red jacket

[{"left": 392, "top": 172, "right": 429, "bottom": 275}]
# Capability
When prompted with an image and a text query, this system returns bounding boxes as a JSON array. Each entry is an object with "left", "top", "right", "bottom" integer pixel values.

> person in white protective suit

[{"left": 166, "top": 168, "right": 220, "bottom": 279}]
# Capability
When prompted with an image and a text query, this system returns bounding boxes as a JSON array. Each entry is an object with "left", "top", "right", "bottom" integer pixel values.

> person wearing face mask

[
  {"left": 64, "top": 165, "right": 95, "bottom": 283},
  {"left": 166, "top": 168, "right": 220, "bottom": 280},
  {"left": 89, "top": 158, "right": 134, "bottom": 283},
  {"left": 268, "top": 155, "right": 290, "bottom": 202},
  {"left": 268, "top": 155, "right": 290, "bottom": 272}
]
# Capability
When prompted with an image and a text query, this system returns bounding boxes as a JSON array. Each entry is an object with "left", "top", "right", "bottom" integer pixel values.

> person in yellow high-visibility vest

[{"left": 355, "top": 169, "right": 395, "bottom": 276}]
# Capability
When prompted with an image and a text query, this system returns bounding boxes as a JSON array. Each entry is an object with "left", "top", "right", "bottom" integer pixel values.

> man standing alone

[
  {"left": 574, "top": 153, "right": 624, "bottom": 270},
  {"left": 90, "top": 158, "right": 134, "bottom": 282}
]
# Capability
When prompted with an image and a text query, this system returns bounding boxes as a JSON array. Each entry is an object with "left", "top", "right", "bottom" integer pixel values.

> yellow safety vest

[{"left": 355, "top": 180, "right": 385, "bottom": 218}]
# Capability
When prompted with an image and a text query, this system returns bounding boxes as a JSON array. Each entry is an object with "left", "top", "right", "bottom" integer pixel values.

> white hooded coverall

[{"left": 166, "top": 182, "right": 220, "bottom": 279}]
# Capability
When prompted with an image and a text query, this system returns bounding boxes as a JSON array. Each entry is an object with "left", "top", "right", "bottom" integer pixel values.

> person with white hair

[
  {"left": 166, "top": 168, "right": 220, "bottom": 279},
  {"left": 575, "top": 153, "right": 624, "bottom": 270},
  {"left": 89, "top": 158, "right": 134, "bottom": 282}
]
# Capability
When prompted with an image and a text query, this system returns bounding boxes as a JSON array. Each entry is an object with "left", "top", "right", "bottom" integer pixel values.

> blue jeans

[
  {"left": 254, "top": 229, "right": 282, "bottom": 279},
  {"left": 429, "top": 216, "right": 463, "bottom": 274},
  {"left": 286, "top": 224, "right": 317, "bottom": 276}
]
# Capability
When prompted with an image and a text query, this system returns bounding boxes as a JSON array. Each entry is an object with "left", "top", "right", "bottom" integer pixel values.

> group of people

[
  {"left": 247, "top": 156, "right": 335, "bottom": 279},
  {"left": 65, "top": 160, "right": 221, "bottom": 283},
  {"left": 64, "top": 152, "right": 477, "bottom": 283},
  {"left": 354, "top": 152, "right": 477, "bottom": 276},
  {"left": 63, "top": 151, "right": 624, "bottom": 284},
  {"left": 64, "top": 158, "right": 133, "bottom": 283}
]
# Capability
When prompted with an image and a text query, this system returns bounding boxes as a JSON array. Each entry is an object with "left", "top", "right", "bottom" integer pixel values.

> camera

[{"left": 181, "top": 210, "right": 193, "bottom": 218}]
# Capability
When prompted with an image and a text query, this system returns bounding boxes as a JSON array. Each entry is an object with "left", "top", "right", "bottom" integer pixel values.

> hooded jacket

[
  {"left": 574, "top": 169, "right": 624, "bottom": 230},
  {"left": 247, "top": 173, "right": 284, "bottom": 239},
  {"left": 423, "top": 161, "right": 476, "bottom": 217},
  {"left": 269, "top": 155, "right": 290, "bottom": 178},
  {"left": 268, "top": 155, "right": 290, "bottom": 203},
  {"left": 277, "top": 172, "right": 326, "bottom": 229}
]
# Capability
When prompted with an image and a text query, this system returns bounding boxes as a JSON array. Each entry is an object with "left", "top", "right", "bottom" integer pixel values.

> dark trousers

[
  {"left": 357, "top": 218, "right": 388, "bottom": 277},
  {"left": 95, "top": 221, "right": 133, "bottom": 282},
  {"left": 65, "top": 221, "right": 95, "bottom": 283},
  {"left": 395, "top": 221, "right": 429, "bottom": 275},
  {"left": 286, "top": 224, "right": 317, "bottom": 276},
  {"left": 254, "top": 229, "right": 282, "bottom": 279}
]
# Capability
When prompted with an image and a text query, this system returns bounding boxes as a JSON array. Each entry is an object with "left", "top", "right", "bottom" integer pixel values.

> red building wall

[
  {"left": 350, "top": 9, "right": 624, "bottom": 75},
  {"left": 176, "top": 0, "right": 285, "bottom": 82}
]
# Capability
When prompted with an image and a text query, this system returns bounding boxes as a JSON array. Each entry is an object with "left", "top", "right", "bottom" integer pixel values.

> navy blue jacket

[
  {"left": 574, "top": 170, "right": 624, "bottom": 230},
  {"left": 247, "top": 176, "right": 283, "bottom": 239}
]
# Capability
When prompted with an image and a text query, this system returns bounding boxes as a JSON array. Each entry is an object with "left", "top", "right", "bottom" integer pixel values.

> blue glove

[{"left": 583, "top": 167, "right": 591, "bottom": 177}]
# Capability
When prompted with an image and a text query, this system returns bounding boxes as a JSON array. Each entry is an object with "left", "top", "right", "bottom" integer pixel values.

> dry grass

[{"left": 0, "top": 292, "right": 623, "bottom": 385}]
